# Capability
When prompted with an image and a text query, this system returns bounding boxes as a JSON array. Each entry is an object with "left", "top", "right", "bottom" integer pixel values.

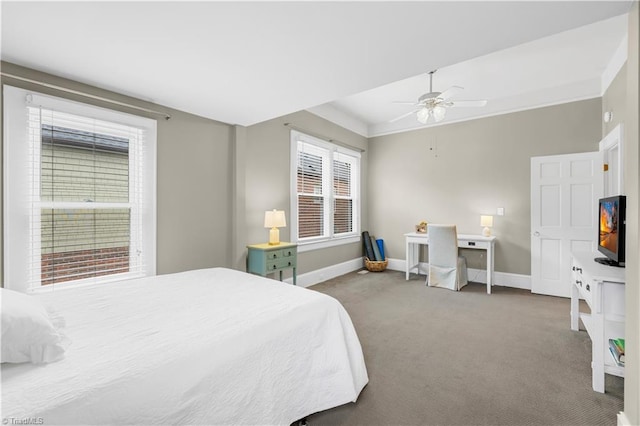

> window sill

[
  {"left": 297, "top": 235, "right": 360, "bottom": 253},
  {"left": 29, "top": 272, "right": 147, "bottom": 293}
]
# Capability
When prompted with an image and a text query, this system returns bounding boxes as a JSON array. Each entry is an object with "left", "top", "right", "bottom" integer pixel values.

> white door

[
  {"left": 600, "top": 124, "right": 624, "bottom": 197},
  {"left": 531, "top": 152, "right": 602, "bottom": 297}
]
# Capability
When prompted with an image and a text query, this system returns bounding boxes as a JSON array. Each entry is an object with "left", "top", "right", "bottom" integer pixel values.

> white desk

[
  {"left": 570, "top": 251, "right": 625, "bottom": 393},
  {"left": 405, "top": 232, "right": 497, "bottom": 294}
]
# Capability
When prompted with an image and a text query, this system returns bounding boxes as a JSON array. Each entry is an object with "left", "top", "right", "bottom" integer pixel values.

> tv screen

[{"left": 596, "top": 195, "right": 626, "bottom": 267}]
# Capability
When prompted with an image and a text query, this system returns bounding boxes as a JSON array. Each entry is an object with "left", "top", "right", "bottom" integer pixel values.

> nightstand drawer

[
  {"left": 267, "top": 257, "right": 295, "bottom": 271},
  {"left": 264, "top": 248, "right": 295, "bottom": 260},
  {"left": 265, "top": 249, "right": 284, "bottom": 260},
  {"left": 281, "top": 247, "right": 295, "bottom": 258}
]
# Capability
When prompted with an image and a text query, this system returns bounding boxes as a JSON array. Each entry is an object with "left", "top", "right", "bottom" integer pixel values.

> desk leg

[
  {"left": 406, "top": 240, "right": 410, "bottom": 280},
  {"left": 570, "top": 283, "right": 579, "bottom": 331},
  {"left": 406, "top": 241, "right": 420, "bottom": 279},
  {"left": 486, "top": 243, "right": 494, "bottom": 294}
]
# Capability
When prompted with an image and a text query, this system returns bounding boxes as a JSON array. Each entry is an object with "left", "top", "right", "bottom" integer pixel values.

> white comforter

[{"left": 1, "top": 268, "right": 368, "bottom": 425}]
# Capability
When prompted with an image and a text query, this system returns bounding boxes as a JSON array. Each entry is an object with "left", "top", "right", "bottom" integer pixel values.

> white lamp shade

[
  {"left": 480, "top": 215, "right": 494, "bottom": 227},
  {"left": 264, "top": 209, "right": 286, "bottom": 228},
  {"left": 481, "top": 215, "right": 493, "bottom": 237}
]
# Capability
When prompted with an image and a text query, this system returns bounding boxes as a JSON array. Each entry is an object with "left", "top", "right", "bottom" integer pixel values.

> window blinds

[
  {"left": 333, "top": 153, "right": 355, "bottom": 235},
  {"left": 3, "top": 85, "right": 156, "bottom": 292},
  {"left": 28, "top": 107, "right": 147, "bottom": 288},
  {"left": 294, "top": 134, "right": 360, "bottom": 243},
  {"left": 296, "top": 142, "right": 329, "bottom": 239}
]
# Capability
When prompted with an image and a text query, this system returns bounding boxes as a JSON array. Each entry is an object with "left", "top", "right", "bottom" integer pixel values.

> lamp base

[
  {"left": 482, "top": 227, "right": 491, "bottom": 237},
  {"left": 268, "top": 227, "right": 280, "bottom": 245}
]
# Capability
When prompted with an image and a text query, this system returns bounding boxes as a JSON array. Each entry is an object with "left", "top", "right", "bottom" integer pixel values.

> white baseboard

[
  {"left": 617, "top": 411, "right": 631, "bottom": 426},
  {"left": 287, "top": 257, "right": 532, "bottom": 291},
  {"left": 285, "top": 258, "right": 363, "bottom": 288},
  {"left": 387, "top": 258, "right": 532, "bottom": 290},
  {"left": 387, "top": 258, "right": 407, "bottom": 272}
]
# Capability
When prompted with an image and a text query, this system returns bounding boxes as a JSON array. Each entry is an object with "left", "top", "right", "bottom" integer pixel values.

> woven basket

[{"left": 364, "top": 257, "right": 388, "bottom": 272}]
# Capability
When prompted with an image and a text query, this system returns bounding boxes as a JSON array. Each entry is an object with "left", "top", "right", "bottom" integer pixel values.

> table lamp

[
  {"left": 264, "top": 209, "right": 286, "bottom": 245},
  {"left": 481, "top": 215, "right": 493, "bottom": 237}
]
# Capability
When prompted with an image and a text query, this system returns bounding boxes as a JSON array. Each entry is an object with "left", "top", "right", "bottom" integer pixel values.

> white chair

[{"left": 426, "top": 224, "right": 468, "bottom": 291}]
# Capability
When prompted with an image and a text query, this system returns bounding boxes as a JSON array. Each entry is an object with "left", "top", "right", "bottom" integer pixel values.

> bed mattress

[{"left": 1, "top": 267, "right": 368, "bottom": 425}]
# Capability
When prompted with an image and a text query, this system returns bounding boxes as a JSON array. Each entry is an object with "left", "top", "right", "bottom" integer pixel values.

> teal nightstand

[{"left": 246, "top": 242, "right": 297, "bottom": 285}]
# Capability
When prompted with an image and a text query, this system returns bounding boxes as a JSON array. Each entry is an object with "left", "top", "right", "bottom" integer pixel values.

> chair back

[{"left": 428, "top": 224, "right": 458, "bottom": 268}]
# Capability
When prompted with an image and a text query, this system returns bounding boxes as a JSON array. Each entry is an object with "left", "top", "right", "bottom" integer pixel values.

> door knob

[{"left": 533, "top": 231, "right": 540, "bottom": 237}]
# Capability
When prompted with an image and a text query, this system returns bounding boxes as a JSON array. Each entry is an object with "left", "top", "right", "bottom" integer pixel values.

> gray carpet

[{"left": 306, "top": 270, "right": 623, "bottom": 426}]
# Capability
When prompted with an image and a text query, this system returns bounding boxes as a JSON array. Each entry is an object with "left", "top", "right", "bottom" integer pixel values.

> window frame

[
  {"left": 290, "top": 130, "right": 361, "bottom": 252},
  {"left": 3, "top": 85, "right": 157, "bottom": 292}
]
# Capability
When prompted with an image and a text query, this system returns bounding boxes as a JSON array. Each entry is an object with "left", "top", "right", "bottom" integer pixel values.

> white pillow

[{"left": 1, "top": 288, "right": 70, "bottom": 364}]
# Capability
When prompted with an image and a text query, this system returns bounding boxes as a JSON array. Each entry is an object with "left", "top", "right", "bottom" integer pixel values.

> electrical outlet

[{"left": 497, "top": 207, "right": 505, "bottom": 216}]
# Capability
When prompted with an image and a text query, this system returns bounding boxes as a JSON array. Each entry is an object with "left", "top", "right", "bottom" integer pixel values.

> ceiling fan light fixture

[
  {"left": 416, "top": 107, "right": 430, "bottom": 124},
  {"left": 432, "top": 105, "right": 446, "bottom": 122},
  {"left": 390, "top": 69, "right": 486, "bottom": 125}
]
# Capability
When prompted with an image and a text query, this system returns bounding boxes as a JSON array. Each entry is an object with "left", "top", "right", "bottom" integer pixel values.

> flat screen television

[{"left": 596, "top": 195, "right": 626, "bottom": 267}]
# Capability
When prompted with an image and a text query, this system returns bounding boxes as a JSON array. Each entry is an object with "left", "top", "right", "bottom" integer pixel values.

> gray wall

[
  {"left": 0, "top": 62, "right": 234, "bottom": 284},
  {"left": 243, "top": 110, "right": 368, "bottom": 277},
  {"left": 156, "top": 110, "right": 232, "bottom": 274},
  {"left": 602, "top": 60, "right": 627, "bottom": 137},
  {"left": 368, "top": 99, "right": 602, "bottom": 276},
  {"left": 622, "top": 3, "right": 639, "bottom": 424}
]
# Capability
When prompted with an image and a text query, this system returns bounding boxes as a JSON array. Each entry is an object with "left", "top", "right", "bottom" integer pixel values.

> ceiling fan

[{"left": 390, "top": 70, "right": 487, "bottom": 124}]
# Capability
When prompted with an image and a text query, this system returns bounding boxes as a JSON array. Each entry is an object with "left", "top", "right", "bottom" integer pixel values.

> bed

[{"left": 1, "top": 267, "right": 368, "bottom": 425}]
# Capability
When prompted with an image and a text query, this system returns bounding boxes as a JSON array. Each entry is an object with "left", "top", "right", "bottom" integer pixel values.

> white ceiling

[
  {"left": 316, "top": 12, "right": 629, "bottom": 137},
  {"left": 1, "top": 2, "right": 633, "bottom": 137}
]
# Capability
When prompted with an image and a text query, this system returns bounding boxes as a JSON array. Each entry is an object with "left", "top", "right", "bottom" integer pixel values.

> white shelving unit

[{"left": 570, "top": 251, "right": 625, "bottom": 393}]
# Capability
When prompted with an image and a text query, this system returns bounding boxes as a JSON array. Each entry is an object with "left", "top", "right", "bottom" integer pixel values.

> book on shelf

[
  {"left": 609, "top": 347, "right": 625, "bottom": 366},
  {"left": 608, "top": 338, "right": 625, "bottom": 367},
  {"left": 610, "top": 338, "right": 625, "bottom": 353}
]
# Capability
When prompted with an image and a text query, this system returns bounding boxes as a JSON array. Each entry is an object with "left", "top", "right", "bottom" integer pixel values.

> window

[
  {"left": 4, "top": 86, "right": 156, "bottom": 292},
  {"left": 290, "top": 130, "right": 360, "bottom": 251}
]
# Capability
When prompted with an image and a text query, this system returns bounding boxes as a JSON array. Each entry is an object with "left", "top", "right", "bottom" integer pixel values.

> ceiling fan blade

[
  {"left": 392, "top": 101, "right": 419, "bottom": 105},
  {"left": 389, "top": 108, "right": 421, "bottom": 123},
  {"left": 438, "top": 86, "right": 463, "bottom": 100},
  {"left": 452, "top": 100, "right": 488, "bottom": 107}
]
